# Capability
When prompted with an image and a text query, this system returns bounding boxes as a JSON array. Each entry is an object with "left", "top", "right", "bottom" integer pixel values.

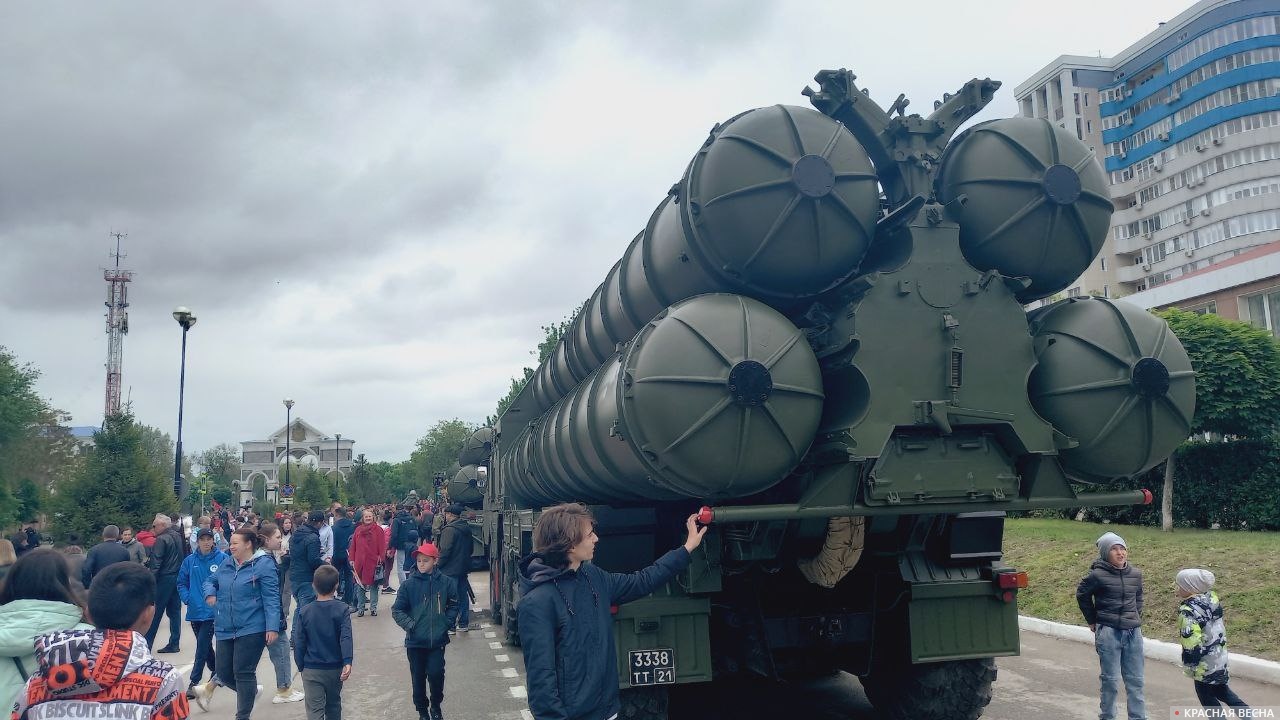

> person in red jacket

[{"left": 348, "top": 509, "right": 387, "bottom": 617}]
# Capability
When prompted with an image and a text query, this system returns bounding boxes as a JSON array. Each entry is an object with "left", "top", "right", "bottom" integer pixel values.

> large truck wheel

[
  {"left": 617, "top": 687, "right": 668, "bottom": 720},
  {"left": 860, "top": 658, "right": 996, "bottom": 720}
]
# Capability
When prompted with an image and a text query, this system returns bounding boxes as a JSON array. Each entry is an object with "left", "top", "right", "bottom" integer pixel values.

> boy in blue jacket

[
  {"left": 517, "top": 504, "right": 706, "bottom": 720},
  {"left": 178, "top": 528, "right": 228, "bottom": 698},
  {"left": 392, "top": 543, "right": 458, "bottom": 720},
  {"left": 294, "top": 565, "right": 353, "bottom": 720}
]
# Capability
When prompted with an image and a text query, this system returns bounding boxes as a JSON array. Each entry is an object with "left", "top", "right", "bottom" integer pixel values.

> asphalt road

[{"left": 157, "top": 570, "right": 1278, "bottom": 720}]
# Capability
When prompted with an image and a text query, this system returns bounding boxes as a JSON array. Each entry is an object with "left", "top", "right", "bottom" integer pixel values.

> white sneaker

[
  {"left": 272, "top": 689, "right": 305, "bottom": 704},
  {"left": 192, "top": 681, "right": 215, "bottom": 712}
]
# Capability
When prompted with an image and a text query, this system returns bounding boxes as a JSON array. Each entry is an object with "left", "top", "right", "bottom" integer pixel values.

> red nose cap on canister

[
  {"left": 1141, "top": 489, "right": 1154, "bottom": 505},
  {"left": 697, "top": 506, "right": 714, "bottom": 525}
]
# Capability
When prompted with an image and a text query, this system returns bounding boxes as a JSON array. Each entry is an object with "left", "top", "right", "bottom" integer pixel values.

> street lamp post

[
  {"left": 172, "top": 307, "right": 197, "bottom": 498},
  {"left": 334, "top": 433, "right": 341, "bottom": 497},
  {"left": 283, "top": 398, "right": 295, "bottom": 502}
]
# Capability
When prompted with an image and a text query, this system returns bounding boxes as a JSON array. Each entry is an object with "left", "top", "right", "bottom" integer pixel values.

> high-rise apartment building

[{"left": 1014, "top": 0, "right": 1280, "bottom": 328}]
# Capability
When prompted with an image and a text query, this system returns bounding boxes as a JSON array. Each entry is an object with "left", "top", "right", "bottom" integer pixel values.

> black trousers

[
  {"left": 190, "top": 620, "right": 217, "bottom": 685},
  {"left": 333, "top": 558, "right": 354, "bottom": 606},
  {"left": 145, "top": 573, "right": 183, "bottom": 649},
  {"left": 1194, "top": 680, "right": 1249, "bottom": 708},
  {"left": 406, "top": 646, "right": 446, "bottom": 714},
  {"left": 216, "top": 632, "right": 268, "bottom": 720}
]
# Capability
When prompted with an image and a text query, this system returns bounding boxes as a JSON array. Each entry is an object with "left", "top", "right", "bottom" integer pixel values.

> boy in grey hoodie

[{"left": 1076, "top": 531, "right": 1146, "bottom": 720}]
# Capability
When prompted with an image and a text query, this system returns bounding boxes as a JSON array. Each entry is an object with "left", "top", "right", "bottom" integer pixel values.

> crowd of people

[
  {"left": 0, "top": 503, "right": 1257, "bottom": 720},
  {"left": 0, "top": 497, "right": 470, "bottom": 720}
]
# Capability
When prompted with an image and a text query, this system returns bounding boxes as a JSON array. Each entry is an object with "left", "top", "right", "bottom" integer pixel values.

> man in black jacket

[
  {"left": 145, "top": 514, "right": 186, "bottom": 652},
  {"left": 434, "top": 504, "right": 473, "bottom": 633},
  {"left": 288, "top": 511, "right": 326, "bottom": 627},
  {"left": 1076, "top": 531, "right": 1146, "bottom": 720},
  {"left": 82, "top": 524, "right": 131, "bottom": 588},
  {"left": 331, "top": 507, "right": 356, "bottom": 608}
]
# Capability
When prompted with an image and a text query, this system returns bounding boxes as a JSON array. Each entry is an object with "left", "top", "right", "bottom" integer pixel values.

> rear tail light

[{"left": 996, "top": 571, "right": 1029, "bottom": 590}]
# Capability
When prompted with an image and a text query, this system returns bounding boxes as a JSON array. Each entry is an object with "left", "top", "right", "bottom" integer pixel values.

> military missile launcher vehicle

[
  {"left": 449, "top": 427, "right": 496, "bottom": 569},
  {"left": 484, "top": 69, "right": 1195, "bottom": 719}
]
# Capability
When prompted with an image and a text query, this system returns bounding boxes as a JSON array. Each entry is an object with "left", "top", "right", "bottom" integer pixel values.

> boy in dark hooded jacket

[
  {"left": 1076, "top": 531, "right": 1145, "bottom": 720},
  {"left": 518, "top": 504, "right": 706, "bottom": 720},
  {"left": 392, "top": 543, "right": 458, "bottom": 720}
]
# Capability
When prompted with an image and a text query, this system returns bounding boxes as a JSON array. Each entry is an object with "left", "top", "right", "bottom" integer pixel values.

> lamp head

[
  {"left": 284, "top": 398, "right": 294, "bottom": 410},
  {"left": 172, "top": 307, "right": 197, "bottom": 330}
]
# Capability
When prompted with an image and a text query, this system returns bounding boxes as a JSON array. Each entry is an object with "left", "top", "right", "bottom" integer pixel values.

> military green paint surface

[{"left": 503, "top": 294, "right": 825, "bottom": 506}]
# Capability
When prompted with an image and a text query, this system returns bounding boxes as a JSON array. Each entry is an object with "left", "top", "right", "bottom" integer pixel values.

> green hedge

[{"left": 1027, "top": 439, "right": 1280, "bottom": 531}]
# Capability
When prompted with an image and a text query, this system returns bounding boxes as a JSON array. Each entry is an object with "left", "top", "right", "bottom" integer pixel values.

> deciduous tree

[{"left": 1155, "top": 309, "right": 1280, "bottom": 530}]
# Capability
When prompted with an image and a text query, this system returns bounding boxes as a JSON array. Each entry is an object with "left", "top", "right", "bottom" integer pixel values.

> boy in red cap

[{"left": 391, "top": 543, "right": 458, "bottom": 720}]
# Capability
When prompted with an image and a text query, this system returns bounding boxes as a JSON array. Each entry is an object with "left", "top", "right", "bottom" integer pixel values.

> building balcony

[{"left": 1117, "top": 263, "right": 1152, "bottom": 283}]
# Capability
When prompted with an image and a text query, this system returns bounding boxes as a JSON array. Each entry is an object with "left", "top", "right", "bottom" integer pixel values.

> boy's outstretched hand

[{"left": 683, "top": 514, "right": 708, "bottom": 554}]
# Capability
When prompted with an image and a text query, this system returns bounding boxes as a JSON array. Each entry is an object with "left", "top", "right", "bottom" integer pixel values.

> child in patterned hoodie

[
  {"left": 11, "top": 562, "right": 189, "bottom": 720},
  {"left": 1176, "top": 568, "right": 1250, "bottom": 710}
]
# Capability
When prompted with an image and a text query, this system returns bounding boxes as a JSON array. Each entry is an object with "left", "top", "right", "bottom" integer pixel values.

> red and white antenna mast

[{"left": 103, "top": 232, "right": 134, "bottom": 419}]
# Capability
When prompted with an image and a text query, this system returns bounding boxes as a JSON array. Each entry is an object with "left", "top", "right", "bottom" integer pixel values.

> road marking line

[
  {"left": 489, "top": 641, "right": 503, "bottom": 649},
  {"left": 480, "top": 623, "right": 491, "bottom": 628},
  {"left": 509, "top": 685, "right": 527, "bottom": 699},
  {"left": 501, "top": 668, "right": 518, "bottom": 678},
  {"left": 495, "top": 654, "right": 510, "bottom": 662},
  {"left": 521, "top": 711, "right": 534, "bottom": 720},
  {"left": 485, "top": 631, "right": 497, "bottom": 638}
]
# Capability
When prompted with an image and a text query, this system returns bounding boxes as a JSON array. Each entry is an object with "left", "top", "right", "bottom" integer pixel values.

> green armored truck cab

[{"left": 483, "top": 68, "right": 1195, "bottom": 720}]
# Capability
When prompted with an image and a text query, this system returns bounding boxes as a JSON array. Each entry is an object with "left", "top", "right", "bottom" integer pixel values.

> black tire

[
  {"left": 504, "top": 610, "right": 519, "bottom": 646},
  {"left": 617, "top": 686, "right": 669, "bottom": 720},
  {"left": 860, "top": 658, "right": 997, "bottom": 720}
]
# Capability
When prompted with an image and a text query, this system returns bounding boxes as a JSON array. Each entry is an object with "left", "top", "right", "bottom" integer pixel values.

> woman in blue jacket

[
  {"left": 195, "top": 526, "right": 281, "bottom": 720},
  {"left": 518, "top": 505, "right": 706, "bottom": 720},
  {"left": 177, "top": 529, "right": 228, "bottom": 697}
]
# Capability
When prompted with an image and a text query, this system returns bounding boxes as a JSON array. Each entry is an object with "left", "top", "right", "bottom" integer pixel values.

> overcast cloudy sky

[{"left": 2, "top": 0, "right": 1196, "bottom": 461}]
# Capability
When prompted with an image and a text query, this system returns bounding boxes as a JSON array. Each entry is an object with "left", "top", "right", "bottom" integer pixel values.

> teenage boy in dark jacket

[
  {"left": 518, "top": 504, "right": 706, "bottom": 720},
  {"left": 1076, "top": 531, "right": 1146, "bottom": 720},
  {"left": 392, "top": 543, "right": 458, "bottom": 720},
  {"left": 294, "top": 565, "right": 353, "bottom": 720}
]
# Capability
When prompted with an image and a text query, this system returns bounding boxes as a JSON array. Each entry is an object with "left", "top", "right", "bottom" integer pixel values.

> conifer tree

[{"left": 52, "top": 412, "right": 176, "bottom": 544}]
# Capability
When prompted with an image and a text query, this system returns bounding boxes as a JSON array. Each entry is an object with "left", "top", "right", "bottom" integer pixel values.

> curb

[{"left": 1019, "top": 616, "right": 1280, "bottom": 686}]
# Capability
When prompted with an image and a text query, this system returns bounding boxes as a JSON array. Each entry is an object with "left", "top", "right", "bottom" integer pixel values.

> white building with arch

[{"left": 238, "top": 418, "right": 354, "bottom": 508}]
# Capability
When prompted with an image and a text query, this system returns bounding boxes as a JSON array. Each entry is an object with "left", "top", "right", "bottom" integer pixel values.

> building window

[
  {"left": 1100, "top": 257, "right": 1108, "bottom": 271},
  {"left": 1185, "top": 301, "right": 1217, "bottom": 314},
  {"left": 1068, "top": 287, "right": 1082, "bottom": 298},
  {"left": 1104, "top": 285, "right": 1110, "bottom": 298},
  {"left": 1240, "top": 287, "right": 1280, "bottom": 337}
]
